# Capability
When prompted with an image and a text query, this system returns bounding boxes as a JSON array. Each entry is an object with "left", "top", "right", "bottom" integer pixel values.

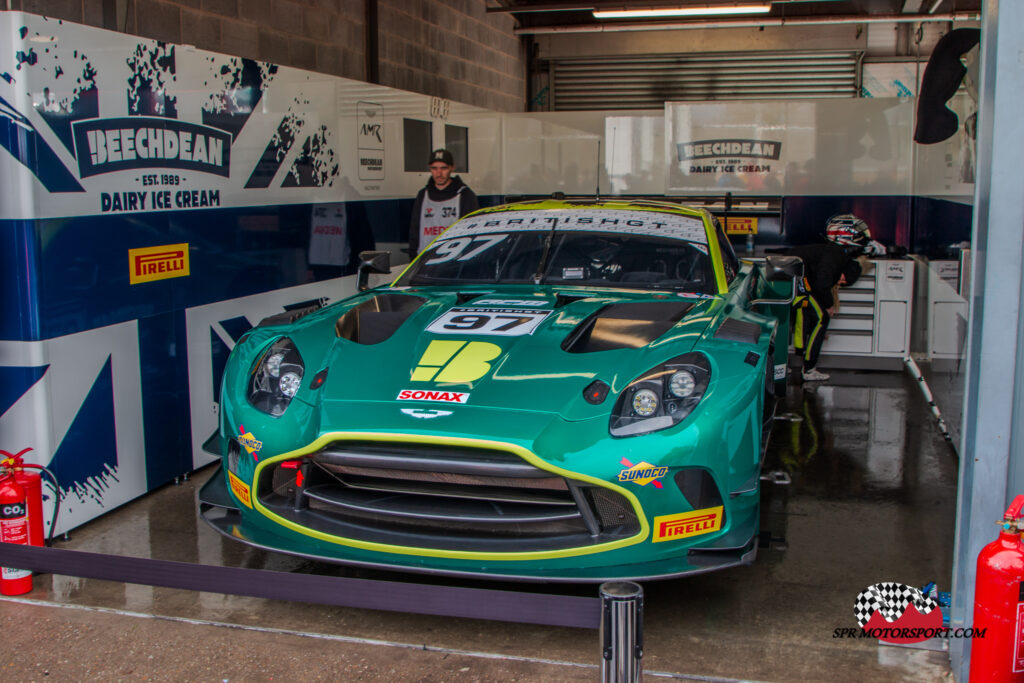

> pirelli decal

[
  {"left": 227, "top": 471, "right": 252, "bottom": 509},
  {"left": 129, "top": 243, "right": 190, "bottom": 284},
  {"left": 652, "top": 506, "right": 723, "bottom": 543}
]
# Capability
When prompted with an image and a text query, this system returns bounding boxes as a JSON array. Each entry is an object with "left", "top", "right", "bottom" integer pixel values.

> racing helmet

[{"left": 825, "top": 214, "right": 871, "bottom": 248}]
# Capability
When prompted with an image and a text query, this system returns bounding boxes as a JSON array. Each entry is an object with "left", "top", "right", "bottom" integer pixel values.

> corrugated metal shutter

[{"left": 551, "top": 51, "right": 861, "bottom": 110}]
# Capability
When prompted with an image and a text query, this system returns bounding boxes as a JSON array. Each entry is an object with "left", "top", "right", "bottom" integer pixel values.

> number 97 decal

[{"left": 426, "top": 307, "right": 551, "bottom": 337}]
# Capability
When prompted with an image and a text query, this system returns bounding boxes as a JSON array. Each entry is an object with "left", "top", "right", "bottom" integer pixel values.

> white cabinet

[{"left": 819, "top": 259, "right": 914, "bottom": 365}]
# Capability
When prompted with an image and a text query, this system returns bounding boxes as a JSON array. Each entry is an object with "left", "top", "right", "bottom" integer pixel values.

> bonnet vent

[
  {"left": 335, "top": 293, "right": 425, "bottom": 345},
  {"left": 562, "top": 301, "right": 694, "bottom": 353}
]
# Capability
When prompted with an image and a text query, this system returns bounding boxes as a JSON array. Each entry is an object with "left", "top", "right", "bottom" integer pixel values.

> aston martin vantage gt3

[{"left": 198, "top": 199, "right": 800, "bottom": 581}]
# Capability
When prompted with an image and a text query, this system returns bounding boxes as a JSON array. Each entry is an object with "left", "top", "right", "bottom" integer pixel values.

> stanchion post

[{"left": 599, "top": 581, "right": 643, "bottom": 682}]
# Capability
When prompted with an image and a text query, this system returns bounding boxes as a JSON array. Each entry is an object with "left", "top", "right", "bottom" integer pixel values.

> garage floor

[{"left": 0, "top": 370, "right": 958, "bottom": 682}]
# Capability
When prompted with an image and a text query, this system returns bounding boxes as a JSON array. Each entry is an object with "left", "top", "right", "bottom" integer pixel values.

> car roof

[{"left": 467, "top": 198, "right": 709, "bottom": 221}]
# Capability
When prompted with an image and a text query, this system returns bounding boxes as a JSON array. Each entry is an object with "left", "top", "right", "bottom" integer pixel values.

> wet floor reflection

[{"left": 23, "top": 370, "right": 959, "bottom": 681}]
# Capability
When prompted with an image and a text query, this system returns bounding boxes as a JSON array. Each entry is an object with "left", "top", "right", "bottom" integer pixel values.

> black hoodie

[
  {"left": 784, "top": 242, "right": 858, "bottom": 310},
  {"left": 408, "top": 175, "right": 479, "bottom": 257}
]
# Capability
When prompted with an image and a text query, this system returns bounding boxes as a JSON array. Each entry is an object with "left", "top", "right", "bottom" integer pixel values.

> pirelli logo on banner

[
  {"left": 129, "top": 243, "right": 190, "bottom": 284},
  {"left": 725, "top": 217, "right": 758, "bottom": 235},
  {"left": 652, "top": 506, "right": 723, "bottom": 542}
]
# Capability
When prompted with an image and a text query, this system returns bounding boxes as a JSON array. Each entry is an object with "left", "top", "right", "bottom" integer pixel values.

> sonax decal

[
  {"left": 652, "top": 506, "right": 723, "bottom": 542},
  {"left": 227, "top": 471, "right": 252, "bottom": 508},
  {"left": 129, "top": 243, "right": 190, "bottom": 284},
  {"left": 397, "top": 389, "right": 469, "bottom": 404}
]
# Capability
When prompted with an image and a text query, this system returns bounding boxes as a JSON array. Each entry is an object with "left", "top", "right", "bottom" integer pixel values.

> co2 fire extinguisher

[
  {"left": 0, "top": 464, "right": 32, "bottom": 596},
  {"left": 970, "top": 494, "right": 1024, "bottom": 682},
  {"left": 1, "top": 448, "right": 44, "bottom": 547}
]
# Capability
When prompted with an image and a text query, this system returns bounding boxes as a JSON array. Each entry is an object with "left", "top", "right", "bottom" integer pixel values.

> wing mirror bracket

[{"left": 357, "top": 251, "right": 392, "bottom": 291}]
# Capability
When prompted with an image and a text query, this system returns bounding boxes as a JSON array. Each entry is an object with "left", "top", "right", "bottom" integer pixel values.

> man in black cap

[
  {"left": 408, "top": 148, "right": 479, "bottom": 258},
  {"left": 785, "top": 242, "right": 864, "bottom": 382}
]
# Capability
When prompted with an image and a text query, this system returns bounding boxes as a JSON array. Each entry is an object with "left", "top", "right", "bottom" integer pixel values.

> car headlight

[
  {"left": 610, "top": 353, "right": 711, "bottom": 437},
  {"left": 247, "top": 337, "right": 305, "bottom": 416}
]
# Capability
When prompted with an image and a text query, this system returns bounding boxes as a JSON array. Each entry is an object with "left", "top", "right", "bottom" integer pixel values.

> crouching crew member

[{"left": 785, "top": 242, "right": 865, "bottom": 382}]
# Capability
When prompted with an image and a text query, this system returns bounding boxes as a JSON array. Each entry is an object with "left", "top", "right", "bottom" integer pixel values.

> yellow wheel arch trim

[{"left": 247, "top": 431, "right": 651, "bottom": 561}]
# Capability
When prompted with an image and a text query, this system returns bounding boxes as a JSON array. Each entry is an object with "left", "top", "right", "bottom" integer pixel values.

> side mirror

[
  {"left": 764, "top": 255, "right": 804, "bottom": 282},
  {"left": 357, "top": 250, "right": 391, "bottom": 291}
]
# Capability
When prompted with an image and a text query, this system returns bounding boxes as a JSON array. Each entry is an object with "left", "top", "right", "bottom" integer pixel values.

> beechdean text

[
  {"left": 73, "top": 117, "right": 232, "bottom": 178},
  {"left": 677, "top": 139, "right": 782, "bottom": 162}
]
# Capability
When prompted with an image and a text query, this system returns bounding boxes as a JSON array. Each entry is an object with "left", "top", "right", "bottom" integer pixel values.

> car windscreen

[{"left": 394, "top": 209, "right": 716, "bottom": 293}]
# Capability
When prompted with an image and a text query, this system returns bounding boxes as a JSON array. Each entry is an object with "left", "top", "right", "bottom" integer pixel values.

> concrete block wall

[
  {"left": 377, "top": 0, "right": 525, "bottom": 112},
  {"left": 9, "top": 0, "right": 527, "bottom": 112}
]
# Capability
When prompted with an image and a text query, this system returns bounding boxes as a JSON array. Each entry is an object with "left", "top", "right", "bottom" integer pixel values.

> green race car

[{"left": 199, "top": 199, "right": 800, "bottom": 581}]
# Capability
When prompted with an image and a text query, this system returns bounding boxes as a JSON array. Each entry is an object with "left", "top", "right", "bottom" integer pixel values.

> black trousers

[{"left": 792, "top": 295, "right": 830, "bottom": 370}]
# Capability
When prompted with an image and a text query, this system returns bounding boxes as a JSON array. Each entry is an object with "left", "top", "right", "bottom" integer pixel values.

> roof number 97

[
  {"left": 426, "top": 308, "right": 551, "bottom": 336},
  {"left": 426, "top": 234, "right": 508, "bottom": 265}
]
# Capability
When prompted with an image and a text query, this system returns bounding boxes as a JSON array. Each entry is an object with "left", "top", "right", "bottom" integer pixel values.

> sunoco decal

[
  {"left": 128, "top": 243, "right": 190, "bottom": 284},
  {"left": 237, "top": 424, "right": 263, "bottom": 458},
  {"left": 618, "top": 458, "right": 668, "bottom": 488},
  {"left": 652, "top": 506, "right": 723, "bottom": 542}
]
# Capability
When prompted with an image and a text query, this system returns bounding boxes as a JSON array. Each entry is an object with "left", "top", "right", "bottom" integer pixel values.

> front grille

[{"left": 256, "top": 441, "right": 640, "bottom": 552}]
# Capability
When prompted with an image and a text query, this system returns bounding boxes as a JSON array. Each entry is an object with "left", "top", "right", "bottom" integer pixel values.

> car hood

[{"left": 292, "top": 287, "right": 717, "bottom": 422}]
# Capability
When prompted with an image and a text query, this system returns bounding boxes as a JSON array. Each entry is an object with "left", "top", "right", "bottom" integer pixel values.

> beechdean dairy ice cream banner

[
  {"left": 665, "top": 99, "right": 915, "bottom": 196},
  {"left": 0, "top": 16, "right": 351, "bottom": 221},
  {"left": 0, "top": 13, "right": 499, "bottom": 221}
]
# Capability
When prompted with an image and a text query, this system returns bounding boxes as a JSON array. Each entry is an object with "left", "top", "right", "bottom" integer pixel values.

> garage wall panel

[{"left": 5, "top": 0, "right": 527, "bottom": 112}]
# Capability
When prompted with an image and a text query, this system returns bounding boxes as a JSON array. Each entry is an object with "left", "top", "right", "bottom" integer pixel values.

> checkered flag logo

[{"left": 854, "top": 582, "right": 939, "bottom": 627}]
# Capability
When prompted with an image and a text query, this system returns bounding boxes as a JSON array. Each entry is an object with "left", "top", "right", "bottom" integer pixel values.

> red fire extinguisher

[
  {"left": 1, "top": 449, "right": 44, "bottom": 547},
  {"left": 971, "top": 494, "right": 1024, "bottom": 682},
  {"left": 0, "top": 463, "right": 33, "bottom": 596}
]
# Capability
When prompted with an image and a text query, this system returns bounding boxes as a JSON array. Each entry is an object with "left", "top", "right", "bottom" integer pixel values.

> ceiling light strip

[
  {"left": 514, "top": 12, "right": 980, "bottom": 34},
  {"left": 593, "top": 5, "right": 771, "bottom": 19}
]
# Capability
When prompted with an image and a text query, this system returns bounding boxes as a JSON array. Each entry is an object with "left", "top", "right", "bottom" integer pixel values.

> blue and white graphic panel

[{"left": 0, "top": 322, "right": 146, "bottom": 534}]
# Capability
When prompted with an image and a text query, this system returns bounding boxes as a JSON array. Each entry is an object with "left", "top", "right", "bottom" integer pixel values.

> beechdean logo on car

[
  {"left": 73, "top": 117, "right": 231, "bottom": 178},
  {"left": 854, "top": 582, "right": 942, "bottom": 644}
]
